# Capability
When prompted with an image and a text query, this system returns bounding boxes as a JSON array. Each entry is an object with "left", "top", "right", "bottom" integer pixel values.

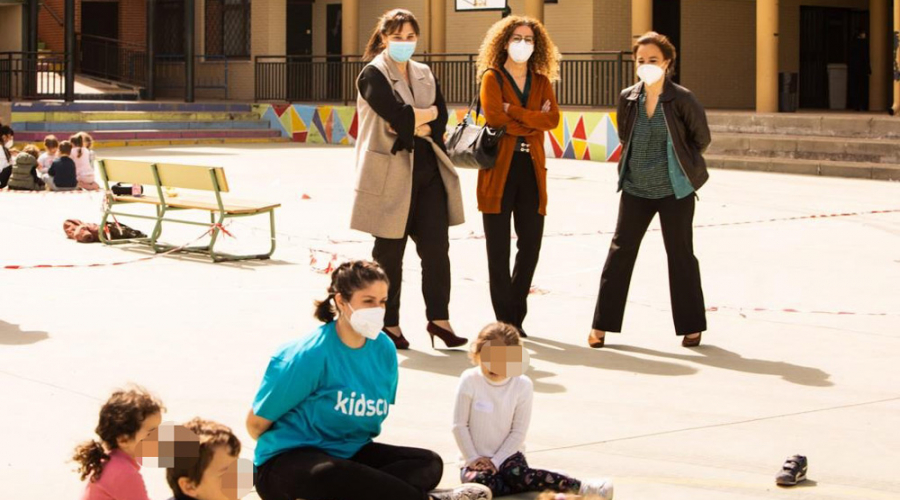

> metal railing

[
  {"left": 0, "top": 51, "right": 67, "bottom": 100},
  {"left": 154, "top": 55, "right": 230, "bottom": 99},
  {"left": 76, "top": 34, "right": 148, "bottom": 87},
  {"left": 255, "top": 51, "right": 634, "bottom": 107}
]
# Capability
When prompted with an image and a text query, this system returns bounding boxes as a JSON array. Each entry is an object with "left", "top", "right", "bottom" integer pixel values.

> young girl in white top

[
  {"left": 70, "top": 133, "right": 99, "bottom": 191},
  {"left": 452, "top": 323, "right": 614, "bottom": 498}
]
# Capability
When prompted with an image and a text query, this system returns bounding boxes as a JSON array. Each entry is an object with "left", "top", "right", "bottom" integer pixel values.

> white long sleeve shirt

[{"left": 452, "top": 367, "right": 533, "bottom": 469}]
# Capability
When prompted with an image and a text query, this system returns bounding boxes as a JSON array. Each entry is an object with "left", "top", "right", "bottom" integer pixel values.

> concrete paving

[{"left": 1, "top": 143, "right": 898, "bottom": 500}]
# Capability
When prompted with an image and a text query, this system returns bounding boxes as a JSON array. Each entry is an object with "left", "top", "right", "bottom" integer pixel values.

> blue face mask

[{"left": 387, "top": 41, "right": 417, "bottom": 63}]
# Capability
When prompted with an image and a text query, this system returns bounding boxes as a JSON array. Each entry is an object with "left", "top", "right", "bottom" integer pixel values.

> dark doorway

[
  {"left": 799, "top": 7, "right": 869, "bottom": 110},
  {"left": 80, "top": 1, "right": 119, "bottom": 79},
  {"left": 653, "top": 0, "right": 680, "bottom": 84},
  {"left": 155, "top": 0, "right": 185, "bottom": 56},
  {"left": 326, "top": 4, "right": 342, "bottom": 100},
  {"left": 287, "top": 0, "right": 314, "bottom": 101}
]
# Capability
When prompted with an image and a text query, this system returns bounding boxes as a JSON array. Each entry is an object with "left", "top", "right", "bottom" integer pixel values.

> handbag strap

[{"left": 467, "top": 68, "right": 503, "bottom": 124}]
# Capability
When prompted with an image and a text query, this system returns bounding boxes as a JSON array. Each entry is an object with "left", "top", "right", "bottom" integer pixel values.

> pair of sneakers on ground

[{"left": 431, "top": 478, "right": 614, "bottom": 500}]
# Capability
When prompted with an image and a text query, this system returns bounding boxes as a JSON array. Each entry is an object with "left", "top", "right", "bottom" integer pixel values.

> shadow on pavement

[
  {"left": 606, "top": 344, "right": 833, "bottom": 387},
  {"left": 0, "top": 320, "right": 50, "bottom": 345}
]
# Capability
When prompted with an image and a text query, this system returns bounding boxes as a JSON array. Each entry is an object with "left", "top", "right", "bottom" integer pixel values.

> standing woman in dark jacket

[
  {"left": 588, "top": 32, "right": 711, "bottom": 349},
  {"left": 476, "top": 16, "right": 561, "bottom": 338}
]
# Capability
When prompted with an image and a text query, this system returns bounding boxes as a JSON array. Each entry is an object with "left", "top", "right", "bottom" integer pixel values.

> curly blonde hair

[{"left": 475, "top": 16, "right": 561, "bottom": 82}]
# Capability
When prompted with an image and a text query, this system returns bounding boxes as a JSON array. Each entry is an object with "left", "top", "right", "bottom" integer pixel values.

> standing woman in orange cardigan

[{"left": 476, "top": 17, "right": 560, "bottom": 338}]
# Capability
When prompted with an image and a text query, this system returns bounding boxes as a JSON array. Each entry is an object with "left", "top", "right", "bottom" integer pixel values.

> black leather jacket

[{"left": 616, "top": 78, "right": 711, "bottom": 192}]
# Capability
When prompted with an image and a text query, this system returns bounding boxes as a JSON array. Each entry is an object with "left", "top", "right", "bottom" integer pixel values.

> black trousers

[
  {"left": 0, "top": 166, "right": 11, "bottom": 188},
  {"left": 255, "top": 442, "right": 442, "bottom": 500},
  {"left": 483, "top": 152, "right": 545, "bottom": 330},
  {"left": 592, "top": 192, "right": 707, "bottom": 335},
  {"left": 373, "top": 158, "right": 450, "bottom": 327}
]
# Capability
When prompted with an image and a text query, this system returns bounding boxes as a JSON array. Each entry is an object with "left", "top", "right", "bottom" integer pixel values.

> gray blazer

[{"left": 350, "top": 52, "right": 465, "bottom": 239}]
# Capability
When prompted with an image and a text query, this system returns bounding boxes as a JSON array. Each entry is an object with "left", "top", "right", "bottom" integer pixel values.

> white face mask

[
  {"left": 637, "top": 64, "right": 666, "bottom": 86},
  {"left": 4, "top": 140, "right": 13, "bottom": 149},
  {"left": 508, "top": 41, "right": 534, "bottom": 64},
  {"left": 346, "top": 303, "right": 385, "bottom": 340}
]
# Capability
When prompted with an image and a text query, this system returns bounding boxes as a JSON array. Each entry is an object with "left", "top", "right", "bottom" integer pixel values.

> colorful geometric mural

[{"left": 255, "top": 104, "right": 621, "bottom": 164}]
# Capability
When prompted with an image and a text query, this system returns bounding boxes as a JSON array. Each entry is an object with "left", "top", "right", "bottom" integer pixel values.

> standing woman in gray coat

[{"left": 351, "top": 9, "right": 467, "bottom": 351}]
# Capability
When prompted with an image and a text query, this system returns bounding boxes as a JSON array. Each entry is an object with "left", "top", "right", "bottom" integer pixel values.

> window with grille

[{"left": 206, "top": 0, "right": 251, "bottom": 59}]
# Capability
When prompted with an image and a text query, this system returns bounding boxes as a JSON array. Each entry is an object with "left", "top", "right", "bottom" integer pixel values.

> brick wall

[
  {"left": 681, "top": 0, "right": 756, "bottom": 109},
  {"left": 0, "top": 5, "right": 23, "bottom": 52},
  {"left": 38, "top": 0, "right": 69, "bottom": 53},
  {"left": 593, "top": 0, "right": 631, "bottom": 51}
]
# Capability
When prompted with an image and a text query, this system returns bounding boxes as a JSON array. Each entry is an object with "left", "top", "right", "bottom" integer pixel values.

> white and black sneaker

[
  {"left": 579, "top": 477, "right": 614, "bottom": 499},
  {"left": 430, "top": 483, "right": 492, "bottom": 500}
]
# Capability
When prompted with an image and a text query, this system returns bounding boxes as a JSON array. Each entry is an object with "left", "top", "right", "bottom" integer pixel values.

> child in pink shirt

[
  {"left": 73, "top": 387, "right": 165, "bottom": 500},
  {"left": 70, "top": 133, "right": 99, "bottom": 191}
]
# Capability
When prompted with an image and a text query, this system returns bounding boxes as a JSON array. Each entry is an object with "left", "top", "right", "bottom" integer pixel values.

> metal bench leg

[{"left": 208, "top": 212, "right": 226, "bottom": 262}]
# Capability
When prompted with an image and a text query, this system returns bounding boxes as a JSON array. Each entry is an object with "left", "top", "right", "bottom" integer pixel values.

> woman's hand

[
  {"left": 502, "top": 103, "right": 510, "bottom": 113},
  {"left": 415, "top": 124, "right": 432, "bottom": 138},
  {"left": 541, "top": 99, "right": 551, "bottom": 113}
]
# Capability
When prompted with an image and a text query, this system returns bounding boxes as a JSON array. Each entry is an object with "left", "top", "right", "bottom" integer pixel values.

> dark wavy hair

[
  {"left": 314, "top": 260, "right": 389, "bottom": 322},
  {"left": 72, "top": 387, "right": 165, "bottom": 482}
]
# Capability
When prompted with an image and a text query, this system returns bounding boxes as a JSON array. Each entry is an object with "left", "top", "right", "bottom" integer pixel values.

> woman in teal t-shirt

[{"left": 246, "top": 260, "right": 491, "bottom": 500}]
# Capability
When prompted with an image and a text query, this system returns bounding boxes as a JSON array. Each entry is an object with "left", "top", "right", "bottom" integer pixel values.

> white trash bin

[{"left": 827, "top": 63, "right": 848, "bottom": 110}]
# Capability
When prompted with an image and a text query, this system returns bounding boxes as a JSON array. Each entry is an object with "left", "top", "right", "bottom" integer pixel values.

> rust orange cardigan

[{"left": 477, "top": 68, "right": 560, "bottom": 215}]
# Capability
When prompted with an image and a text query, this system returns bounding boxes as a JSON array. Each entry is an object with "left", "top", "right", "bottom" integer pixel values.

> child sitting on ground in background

[
  {"left": 452, "top": 322, "right": 614, "bottom": 499},
  {"left": 70, "top": 132, "right": 99, "bottom": 191},
  {"left": 73, "top": 386, "right": 165, "bottom": 500},
  {"left": 164, "top": 418, "right": 253, "bottom": 500},
  {"left": 83, "top": 132, "right": 98, "bottom": 167},
  {"left": 7, "top": 144, "right": 44, "bottom": 191},
  {"left": 37, "top": 135, "right": 59, "bottom": 176},
  {"left": 45, "top": 140, "right": 77, "bottom": 191}
]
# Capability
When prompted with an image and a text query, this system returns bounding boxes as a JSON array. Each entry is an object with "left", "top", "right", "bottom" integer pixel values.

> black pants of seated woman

[
  {"left": 372, "top": 144, "right": 451, "bottom": 327},
  {"left": 483, "top": 151, "right": 545, "bottom": 331},
  {"left": 255, "top": 442, "right": 443, "bottom": 500}
]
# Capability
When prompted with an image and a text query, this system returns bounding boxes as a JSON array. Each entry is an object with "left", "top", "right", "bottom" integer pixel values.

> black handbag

[{"left": 446, "top": 69, "right": 506, "bottom": 170}]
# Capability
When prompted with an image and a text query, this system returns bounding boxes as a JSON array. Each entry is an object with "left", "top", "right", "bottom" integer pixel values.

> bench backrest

[
  {"left": 155, "top": 163, "right": 230, "bottom": 193},
  {"left": 99, "top": 159, "right": 230, "bottom": 193},
  {"left": 99, "top": 159, "right": 157, "bottom": 186}
]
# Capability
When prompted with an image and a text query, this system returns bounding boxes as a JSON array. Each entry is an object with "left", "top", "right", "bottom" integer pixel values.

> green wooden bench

[{"left": 98, "top": 159, "right": 280, "bottom": 262}]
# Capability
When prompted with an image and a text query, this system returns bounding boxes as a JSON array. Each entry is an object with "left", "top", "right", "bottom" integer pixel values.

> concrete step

[
  {"left": 709, "top": 133, "right": 900, "bottom": 164},
  {"left": 12, "top": 111, "right": 260, "bottom": 122},
  {"left": 14, "top": 129, "right": 282, "bottom": 142},
  {"left": 10, "top": 101, "right": 252, "bottom": 113},
  {"left": 90, "top": 136, "right": 292, "bottom": 148},
  {"left": 19, "top": 120, "right": 271, "bottom": 132},
  {"left": 707, "top": 112, "right": 900, "bottom": 139},
  {"left": 706, "top": 154, "right": 900, "bottom": 181}
]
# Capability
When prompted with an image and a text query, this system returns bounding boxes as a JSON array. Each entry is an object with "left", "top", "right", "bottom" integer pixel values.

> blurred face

[
  {"left": 635, "top": 43, "right": 669, "bottom": 74},
  {"left": 506, "top": 24, "right": 535, "bottom": 52},
  {"left": 117, "top": 412, "right": 162, "bottom": 458},
  {"left": 179, "top": 446, "right": 253, "bottom": 500},
  {"left": 477, "top": 340, "right": 528, "bottom": 382}
]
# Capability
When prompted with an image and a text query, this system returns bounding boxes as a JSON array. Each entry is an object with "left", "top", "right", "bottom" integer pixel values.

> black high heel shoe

[
  {"left": 427, "top": 322, "right": 467, "bottom": 349},
  {"left": 384, "top": 328, "right": 410, "bottom": 350}
]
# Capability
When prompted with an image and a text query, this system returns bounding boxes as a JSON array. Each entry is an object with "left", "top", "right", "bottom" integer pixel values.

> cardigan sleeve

[
  {"left": 504, "top": 76, "right": 560, "bottom": 131},
  {"left": 480, "top": 71, "right": 540, "bottom": 137},
  {"left": 358, "top": 65, "right": 415, "bottom": 154}
]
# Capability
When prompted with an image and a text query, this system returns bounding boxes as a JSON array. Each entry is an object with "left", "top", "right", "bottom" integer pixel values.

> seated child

[
  {"left": 73, "top": 386, "right": 165, "bottom": 500},
  {"left": 165, "top": 418, "right": 253, "bottom": 500},
  {"left": 452, "top": 322, "right": 614, "bottom": 499},
  {"left": 46, "top": 140, "right": 78, "bottom": 191},
  {"left": 37, "top": 135, "right": 59, "bottom": 175},
  {"left": 7, "top": 144, "right": 44, "bottom": 191},
  {"left": 70, "top": 133, "right": 99, "bottom": 191}
]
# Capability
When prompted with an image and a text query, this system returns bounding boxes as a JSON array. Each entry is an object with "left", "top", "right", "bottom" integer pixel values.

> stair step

[
  {"left": 707, "top": 112, "right": 900, "bottom": 140},
  {"left": 91, "top": 137, "right": 292, "bottom": 148},
  {"left": 10, "top": 102, "right": 253, "bottom": 113},
  {"left": 705, "top": 154, "right": 900, "bottom": 181},
  {"left": 14, "top": 129, "right": 282, "bottom": 142},
  {"left": 709, "top": 133, "right": 900, "bottom": 164},
  {"left": 20, "top": 120, "right": 271, "bottom": 132},
  {"left": 12, "top": 111, "right": 260, "bottom": 122}
]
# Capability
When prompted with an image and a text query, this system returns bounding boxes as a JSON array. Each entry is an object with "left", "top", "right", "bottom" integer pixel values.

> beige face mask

[{"left": 480, "top": 342, "right": 530, "bottom": 378}]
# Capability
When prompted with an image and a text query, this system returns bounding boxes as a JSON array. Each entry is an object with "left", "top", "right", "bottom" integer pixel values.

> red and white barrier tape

[{"left": 2, "top": 222, "right": 233, "bottom": 270}]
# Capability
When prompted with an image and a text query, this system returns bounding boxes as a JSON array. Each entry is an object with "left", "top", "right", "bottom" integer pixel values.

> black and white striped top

[{"left": 623, "top": 92, "right": 674, "bottom": 199}]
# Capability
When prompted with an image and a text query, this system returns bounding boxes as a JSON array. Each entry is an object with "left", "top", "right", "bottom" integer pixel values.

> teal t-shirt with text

[{"left": 252, "top": 322, "right": 399, "bottom": 466}]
